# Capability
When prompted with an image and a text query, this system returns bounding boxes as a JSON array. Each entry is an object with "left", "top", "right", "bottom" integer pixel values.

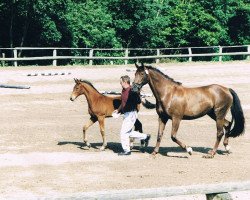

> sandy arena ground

[{"left": 0, "top": 61, "right": 250, "bottom": 199}]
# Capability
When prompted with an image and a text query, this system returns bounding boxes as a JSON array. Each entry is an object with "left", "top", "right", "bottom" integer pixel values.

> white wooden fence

[
  {"left": 58, "top": 181, "right": 250, "bottom": 199},
  {"left": 0, "top": 45, "right": 249, "bottom": 66}
]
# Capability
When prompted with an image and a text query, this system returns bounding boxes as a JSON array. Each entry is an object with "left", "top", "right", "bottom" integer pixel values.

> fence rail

[
  {"left": 0, "top": 45, "right": 249, "bottom": 66},
  {"left": 61, "top": 181, "right": 250, "bottom": 199}
]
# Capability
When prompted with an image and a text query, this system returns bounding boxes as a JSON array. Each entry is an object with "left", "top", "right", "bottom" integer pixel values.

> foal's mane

[
  {"left": 78, "top": 79, "right": 100, "bottom": 93},
  {"left": 146, "top": 65, "right": 182, "bottom": 85}
]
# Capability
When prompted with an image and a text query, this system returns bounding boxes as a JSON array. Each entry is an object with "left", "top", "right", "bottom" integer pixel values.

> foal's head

[
  {"left": 132, "top": 63, "right": 149, "bottom": 92},
  {"left": 70, "top": 78, "right": 85, "bottom": 101},
  {"left": 70, "top": 79, "right": 99, "bottom": 101}
]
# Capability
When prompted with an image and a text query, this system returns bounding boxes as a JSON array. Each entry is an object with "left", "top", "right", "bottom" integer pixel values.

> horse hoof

[
  {"left": 208, "top": 150, "right": 216, "bottom": 155},
  {"left": 99, "top": 146, "right": 106, "bottom": 151},
  {"left": 225, "top": 145, "right": 231, "bottom": 154},
  {"left": 85, "top": 143, "right": 91, "bottom": 148},
  {"left": 186, "top": 147, "right": 193, "bottom": 155},
  {"left": 203, "top": 150, "right": 216, "bottom": 159}
]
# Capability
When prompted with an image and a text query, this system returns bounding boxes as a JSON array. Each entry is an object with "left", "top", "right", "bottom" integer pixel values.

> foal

[{"left": 70, "top": 79, "right": 143, "bottom": 151}]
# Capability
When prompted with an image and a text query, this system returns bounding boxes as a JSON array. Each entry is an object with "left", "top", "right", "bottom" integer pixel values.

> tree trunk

[
  {"left": 9, "top": 0, "right": 15, "bottom": 48},
  {"left": 18, "top": 1, "right": 33, "bottom": 57}
]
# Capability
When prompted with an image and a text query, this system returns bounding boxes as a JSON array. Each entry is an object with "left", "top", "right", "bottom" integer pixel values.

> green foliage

[
  {"left": 228, "top": 4, "right": 250, "bottom": 44},
  {"left": 65, "top": 0, "right": 121, "bottom": 48},
  {"left": 0, "top": 0, "right": 249, "bottom": 50},
  {"left": 161, "top": 2, "right": 226, "bottom": 47}
]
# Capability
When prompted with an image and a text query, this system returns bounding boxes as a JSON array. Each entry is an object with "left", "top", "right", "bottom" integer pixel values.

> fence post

[
  {"left": 124, "top": 49, "right": 129, "bottom": 65},
  {"left": 1, "top": 53, "right": 5, "bottom": 67},
  {"left": 89, "top": 49, "right": 93, "bottom": 65},
  {"left": 13, "top": 49, "right": 17, "bottom": 67},
  {"left": 156, "top": 49, "right": 160, "bottom": 64},
  {"left": 219, "top": 46, "right": 222, "bottom": 61},
  {"left": 188, "top": 48, "right": 192, "bottom": 62},
  {"left": 53, "top": 49, "right": 57, "bottom": 66},
  {"left": 247, "top": 45, "right": 250, "bottom": 60}
]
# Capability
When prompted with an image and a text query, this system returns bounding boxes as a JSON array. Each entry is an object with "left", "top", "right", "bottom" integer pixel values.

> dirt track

[{"left": 0, "top": 61, "right": 250, "bottom": 199}]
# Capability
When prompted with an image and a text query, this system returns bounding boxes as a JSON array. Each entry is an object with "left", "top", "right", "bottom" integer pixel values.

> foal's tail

[{"left": 227, "top": 88, "right": 245, "bottom": 138}]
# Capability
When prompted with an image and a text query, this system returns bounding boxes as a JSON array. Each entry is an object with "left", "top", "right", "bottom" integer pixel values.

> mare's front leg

[
  {"left": 152, "top": 117, "right": 167, "bottom": 155},
  {"left": 83, "top": 117, "right": 97, "bottom": 148},
  {"left": 98, "top": 115, "right": 107, "bottom": 151},
  {"left": 171, "top": 117, "right": 192, "bottom": 155}
]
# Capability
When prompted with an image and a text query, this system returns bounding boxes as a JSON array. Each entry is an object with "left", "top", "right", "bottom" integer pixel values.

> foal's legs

[
  {"left": 83, "top": 117, "right": 97, "bottom": 147},
  {"left": 98, "top": 115, "right": 107, "bottom": 151},
  {"left": 152, "top": 117, "right": 167, "bottom": 155},
  {"left": 171, "top": 117, "right": 192, "bottom": 155}
]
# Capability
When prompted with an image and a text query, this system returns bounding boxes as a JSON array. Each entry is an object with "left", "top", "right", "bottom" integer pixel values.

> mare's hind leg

[
  {"left": 98, "top": 115, "right": 107, "bottom": 151},
  {"left": 205, "top": 118, "right": 224, "bottom": 158},
  {"left": 171, "top": 117, "right": 192, "bottom": 155},
  {"left": 134, "top": 119, "right": 143, "bottom": 133},
  {"left": 223, "top": 119, "right": 233, "bottom": 154},
  {"left": 83, "top": 116, "right": 97, "bottom": 148},
  {"left": 205, "top": 107, "right": 228, "bottom": 158},
  {"left": 134, "top": 119, "right": 143, "bottom": 150},
  {"left": 206, "top": 111, "right": 231, "bottom": 158}
]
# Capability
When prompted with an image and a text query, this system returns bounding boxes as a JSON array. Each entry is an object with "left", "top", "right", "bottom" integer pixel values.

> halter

[{"left": 132, "top": 68, "right": 149, "bottom": 92}]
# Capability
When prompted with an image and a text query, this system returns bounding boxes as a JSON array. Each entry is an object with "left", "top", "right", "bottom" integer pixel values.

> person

[{"left": 113, "top": 75, "right": 150, "bottom": 156}]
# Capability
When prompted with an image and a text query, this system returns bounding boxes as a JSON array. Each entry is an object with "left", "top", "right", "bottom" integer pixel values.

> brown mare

[
  {"left": 70, "top": 79, "right": 143, "bottom": 151},
  {"left": 132, "top": 63, "right": 245, "bottom": 158}
]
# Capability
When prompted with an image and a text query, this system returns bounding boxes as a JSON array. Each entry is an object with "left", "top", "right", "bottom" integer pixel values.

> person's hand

[{"left": 112, "top": 110, "right": 120, "bottom": 118}]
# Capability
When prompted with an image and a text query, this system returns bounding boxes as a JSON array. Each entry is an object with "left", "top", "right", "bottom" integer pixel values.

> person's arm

[
  {"left": 131, "top": 91, "right": 141, "bottom": 104},
  {"left": 135, "top": 92, "right": 141, "bottom": 104},
  {"left": 115, "top": 103, "right": 122, "bottom": 113},
  {"left": 136, "top": 91, "right": 141, "bottom": 110}
]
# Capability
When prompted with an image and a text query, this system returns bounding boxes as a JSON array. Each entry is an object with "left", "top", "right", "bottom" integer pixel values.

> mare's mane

[{"left": 146, "top": 65, "right": 182, "bottom": 85}]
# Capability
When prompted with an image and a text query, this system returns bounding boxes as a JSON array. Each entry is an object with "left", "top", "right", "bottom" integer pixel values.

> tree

[
  {"left": 228, "top": 3, "right": 250, "bottom": 44},
  {"left": 0, "top": 0, "right": 249, "bottom": 49},
  {"left": 65, "top": 0, "right": 120, "bottom": 48},
  {"left": 0, "top": 0, "right": 34, "bottom": 48},
  {"left": 161, "top": 2, "right": 226, "bottom": 47},
  {"left": 32, "top": 0, "right": 69, "bottom": 46}
]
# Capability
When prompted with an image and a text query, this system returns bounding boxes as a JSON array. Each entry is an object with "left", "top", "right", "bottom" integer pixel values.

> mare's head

[
  {"left": 70, "top": 78, "right": 84, "bottom": 101},
  {"left": 132, "top": 63, "right": 149, "bottom": 92}
]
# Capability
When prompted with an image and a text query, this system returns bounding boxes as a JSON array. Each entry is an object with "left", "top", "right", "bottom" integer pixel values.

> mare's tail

[
  {"left": 141, "top": 98, "right": 156, "bottom": 109},
  {"left": 227, "top": 88, "right": 245, "bottom": 138}
]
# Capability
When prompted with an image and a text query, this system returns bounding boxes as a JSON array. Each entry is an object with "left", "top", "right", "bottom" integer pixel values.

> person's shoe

[
  {"left": 144, "top": 134, "right": 151, "bottom": 148},
  {"left": 118, "top": 151, "right": 131, "bottom": 156}
]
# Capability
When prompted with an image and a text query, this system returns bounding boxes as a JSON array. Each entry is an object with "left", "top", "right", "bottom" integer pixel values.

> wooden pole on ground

[{"left": 0, "top": 84, "right": 30, "bottom": 89}]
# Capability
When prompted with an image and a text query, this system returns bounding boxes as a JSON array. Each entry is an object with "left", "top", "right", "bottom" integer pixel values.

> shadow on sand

[{"left": 58, "top": 141, "right": 227, "bottom": 157}]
